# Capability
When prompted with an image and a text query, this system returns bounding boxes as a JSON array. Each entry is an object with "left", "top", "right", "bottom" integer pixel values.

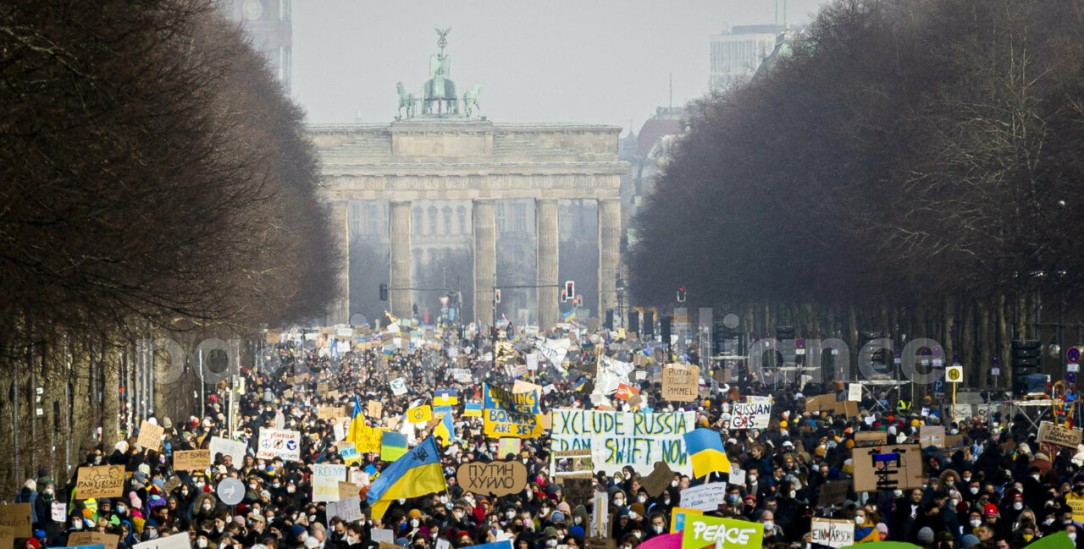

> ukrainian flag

[
  {"left": 683, "top": 427, "right": 731, "bottom": 477},
  {"left": 432, "top": 412, "right": 456, "bottom": 445},
  {"left": 562, "top": 308, "right": 576, "bottom": 322},
  {"left": 380, "top": 431, "right": 409, "bottom": 462},
  {"left": 367, "top": 437, "right": 447, "bottom": 519},
  {"left": 434, "top": 389, "right": 459, "bottom": 407},
  {"left": 346, "top": 395, "right": 365, "bottom": 445}
]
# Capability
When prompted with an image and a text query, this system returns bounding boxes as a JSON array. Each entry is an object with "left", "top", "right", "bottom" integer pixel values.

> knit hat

[
  {"left": 408, "top": 509, "right": 423, "bottom": 519},
  {"left": 917, "top": 527, "right": 935, "bottom": 543},
  {"left": 550, "top": 512, "right": 566, "bottom": 523},
  {"left": 289, "top": 525, "right": 306, "bottom": 539},
  {"left": 542, "top": 527, "right": 559, "bottom": 538},
  {"left": 23, "top": 479, "right": 36, "bottom": 491}
]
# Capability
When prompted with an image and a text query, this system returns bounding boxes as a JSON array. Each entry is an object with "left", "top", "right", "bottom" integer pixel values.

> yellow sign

[
  {"left": 407, "top": 405, "right": 432, "bottom": 424},
  {"left": 946, "top": 366, "right": 963, "bottom": 383},
  {"left": 1069, "top": 500, "right": 1084, "bottom": 524}
]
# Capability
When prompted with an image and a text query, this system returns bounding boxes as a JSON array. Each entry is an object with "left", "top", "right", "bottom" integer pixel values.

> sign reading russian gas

[{"left": 550, "top": 409, "right": 693, "bottom": 475}]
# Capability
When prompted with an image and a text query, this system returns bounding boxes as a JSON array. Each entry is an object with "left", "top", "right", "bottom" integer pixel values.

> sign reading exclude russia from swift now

[{"left": 681, "top": 515, "right": 763, "bottom": 549}]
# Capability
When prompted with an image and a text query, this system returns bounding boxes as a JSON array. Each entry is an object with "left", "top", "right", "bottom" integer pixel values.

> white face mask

[
  {"left": 202, "top": 504, "right": 213, "bottom": 511},
  {"left": 970, "top": 487, "right": 980, "bottom": 495},
  {"left": 1013, "top": 502, "right": 1023, "bottom": 511},
  {"left": 628, "top": 511, "right": 639, "bottom": 520},
  {"left": 789, "top": 490, "right": 796, "bottom": 499},
  {"left": 893, "top": 490, "right": 903, "bottom": 498},
  {"left": 346, "top": 537, "right": 357, "bottom": 545},
  {"left": 763, "top": 520, "right": 774, "bottom": 531},
  {"left": 411, "top": 519, "right": 420, "bottom": 528},
  {"left": 855, "top": 516, "right": 864, "bottom": 525},
  {"left": 970, "top": 519, "right": 982, "bottom": 528},
  {"left": 652, "top": 526, "right": 663, "bottom": 534},
  {"left": 1071, "top": 533, "right": 1078, "bottom": 543},
  {"left": 613, "top": 498, "right": 624, "bottom": 506},
  {"left": 197, "top": 540, "right": 208, "bottom": 548},
  {"left": 545, "top": 541, "right": 557, "bottom": 548},
  {"left": 671, "top": 481, "right": 678, "bottom": 487},
  {"left": 506, "top": 511, "right": 516, "bottom": 519},
  {"left": 638, "top": 495, "right": 647, "bottom": 503}
]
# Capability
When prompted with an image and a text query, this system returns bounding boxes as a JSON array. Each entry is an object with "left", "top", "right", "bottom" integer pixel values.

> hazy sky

[{"left": 292, "top": 0, "right": 829, "bottom": 131}]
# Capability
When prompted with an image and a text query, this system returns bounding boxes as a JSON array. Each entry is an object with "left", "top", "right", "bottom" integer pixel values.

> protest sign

[
  {"left": 450, "top": 368, "right": 473, "bottom": 383},
  {"left": 680, "top": 515, "right": 763, "bottom": 549},
  {"left": 550, "top": 449, "right": 594, "bottom": 479},
  {"left": 919, "top": 426, "right": 945, "bottom": 447},
  {"left": 173, "top": 450, "right": 210, "bottom": 471},
  {"left": 133, "top": 533, "right": 191, "bottom": 549},
  {"left": 642, "top": 461, "right": 673, "bottom": 497},
  {"left": 457, "top": 460, "right": 529, "bottom": 497},
  {"left": 669, "top": 507, "right": 703, "bottom": 534},
  {"left": 406, "top": 405, "right": 432, "bottom": 424},
  {"left": 810, "top": 518, "right": 854, "bottom": 548},
  {"left": 390, "top": 378, "right": 408, "bottom": 396},
  {"left": 944, "top": 433, "right": 965, "bottom": 449},
  {"left": 730, "top": 400, "right": 771, "bottom": 429},
  {"left": 0, "top": 504, "right": 31, "bottom": 538},
  {"left": 564, "top": 478, "right": 595, "bottom": 507},
  {"left": 818, "top": 480, "right": 849, "bottom": 506},
  {"left": 848, "top": 383, "right": 863, "bottom": 402},
  {"left": 804, "top": 394, "right": 837, "bottom": 413},
  {"left": 853, "top": 431, "right": 887, "bottom": 448},
  {"left": 256, "top": 428, "right": 301, "bottom": 461},
  {"left": 550, "top": 409, "right": 694, "bottom": 475},
  {"left": 680, "top": 482, "right": 728, "bottom": 511},
  {"left": 339, "top": 443, "right": 360, "bottom": 465},
  {"left": 326, "top": 496, "right": 363, "bottom": 523},
  {"left": 483, "top": 383, "right": 543, "bottom": 438},
  {"left": 312, "top": 464, "right": 346, "bottom": 502},
  {"left": 585, "top": 539, "right": 615, "bottom": 549},
  {"left": 338, "top": 482, "right": 360, "bottom": 501},
  {"left": 354, "top": 426, "right": 384, "bottom": 454},
  {"left": 497, "top": 438, "right": 521, "bottom": 457},
  {"left": 1070, "top": 500, "right": 1084, "bottom": 524},
  {"left": 662, "top": 364, "right": 699, "bottom": 402},
  {"left": 66, "top": 533, "right": 120, "bottom": 548},
  {"left": 853, "top": 444, "right": 924, "bottom": 492},
  {"left": 366, "top": 400, "right": 383, "bottom": 419},
  {"left": 371, "top": 529, "right": 395, "bottom": 544},
  {"left": 209, "top": 436, "right": 247, "bottom": 467},
  {"left": 51, "top": 502, "right": 67, "bottom": 522},
  {"left": 831, "top": 400, "right": 859, "bottom": 417},
  {"left": 318, "top": 406, "right": 348, "bottom": 420},
  {"left": 728, "top": 468, "right": 746, "bottom": 487},
  {"left": 75, "top": 466, "right": 124, "bottom": 499},
  {"left": 137, "top": 420, "right": 164, "bottom": 450},
  {"left": 1038, "top": 421, "right": 1084, "bottom": 448},
  {"left": 512, "top": 380, "right": 542, "bottom": 398},
  {"left": 614, "top": 383, "right": 640, "bottom": 401}
]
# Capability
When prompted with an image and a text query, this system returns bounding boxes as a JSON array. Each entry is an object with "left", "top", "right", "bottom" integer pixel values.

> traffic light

[
  {"left": 494, "top": 289, "right": 502, "bottom": 304},
  {"left": 676, "top": 286, "right": 687, "bottom": 303},
  {"left": 379, "top": 283, "right": 388, "bottom": 301},
  {"left": 565, "top": 281, "right": 575, "bottom": 301},
  {"left": 1012, "top": 339, "right": 1043, "bottom": 395},
  {"left": 491, "top": 326, "right": 500, "bottom": 342},
  {"left": 628, "top": 310, "right": 640, "bottom": 334},
  {"left": 643, "top": 310, "right": 655, "bottom": 337},
  {"left": 604, "top": 309, "right": 614, "bottom": 331}
]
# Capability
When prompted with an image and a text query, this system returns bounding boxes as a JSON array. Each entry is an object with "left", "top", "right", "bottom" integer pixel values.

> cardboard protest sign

[
  {"left": 919, "top": 426, "right": 945, "bottom": 447},
  {"left": 457, "top": 460, "right": 529, "bottom": 497},
  {"left": 512, "top": 380, "right": 542, "bottom": 398},
  {"left": 1038, "top": 421, "right": 1084, "bottom": 448},
  {"left": 804, "top": 394, "right": 837, "bottom": 413},
  {"left": 662, "top": 364, "right": 700, "bottom": 402},
  {"left": 853, "top": 431, "right": 887, "bottom": 448},
  {"left": 730, "top": 400, "right": 771, "bottom": 429},
  {"left": 367, "top": 401, "right": 383, "bottom": 419},
  {"left": 810, "top": 518, "right": 854, "bottom": 548},
  {"left": 585, "top": 539, "right": 615, "bottom": 549},
  {"left": 318, "top": 406, "right": 349, "bottom": 420},
  {"left": 0, "top": 526, "right": 12, "bottom": 549},
  {"left": 944, "top": 433, "right": 965, "bottom": 449},
  {"left": 137, "top": 420, "right": 164, "bottom": 451},
  {"left": 550, "top": 409, "right": 694, "bottom": 475},
  {"left": 312, "top": 464, "right": 347, "bottom": 502},
  {"left": 0, "top": 504, "right": 32, "bottom": 538},
  {"left": 173, "top": 449, "right": 211, "bottom": 471},
  {"left": 563, "top": 478, "right": 595, "bottom": 507},
  {"left": 66, "top": 533, "right": 120, "bottom": 548},
  {"left": 680, "top": 514, "right": 763, "bottom": 549},
  {"left": 642, "top": 461, "right": 674, "bottom": 497},
  {"left": 133, "top": 533, "right": 190, "bottom": 549},
  {"left": 832, "top": 400, "right": 859, "bottom": 417},
  {"left": 852, "top": 444, "right": 923, "bottom": 493},
  {"left": 209, "top": 436, "right": 247, "bottom": 467},
  {"left": 338, "top": 482, "right": 360, "bottom": 501},
  {"left": 680, "top": 482, "right": 728, "bottom": 511},
  {"left": 256, "top": 428, "right": 301, "bottom": 461},
  {"left": 75, "top": 466, "right": 124, "bottom": 499},
  {"left": 818, "top": 480, "right": 850, "bottom": 506}
]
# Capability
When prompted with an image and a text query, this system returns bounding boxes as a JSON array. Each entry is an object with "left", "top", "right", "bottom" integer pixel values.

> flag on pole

[
  {"left": 683, "top": 427, "right": 731, "bottom": 477},
  {"left": 367, "top": 437, "right": 447, "bottom": 519}
]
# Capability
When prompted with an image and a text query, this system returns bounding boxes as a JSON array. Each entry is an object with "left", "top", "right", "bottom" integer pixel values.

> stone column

[
  {"left": 473, "top": 200, "right": 497, "bottom": 326},
  {"left": 598, "top": 198, "right": 621, "bottom": 320},
  {"left": 536, "top": 199, "right": 560, "bottom": 329},
  {"left": 388, "top": 201, "right": 413, "bottom": 319},
  {"left": 330, "top": 202, "right": 351, "bottom": 325}
]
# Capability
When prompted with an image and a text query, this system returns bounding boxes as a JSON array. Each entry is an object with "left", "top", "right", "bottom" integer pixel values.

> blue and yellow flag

[
  {"left": 346, "top": 395, "right": 366, "bottom": 445},
  {"left": 683, "top": 427, "right": 731, "bottom": 477},
  {"left": 434, "top": 389, "right": 459, "bottom": 407},
  {"left": 433, "top": 412, "right": 456, "bottom": 446},
  {"left": 380, "top": 431, "right": 409, "bottom": 462},
  {"left": 368, "top": 437, "right": 447, "bottom": 518}
]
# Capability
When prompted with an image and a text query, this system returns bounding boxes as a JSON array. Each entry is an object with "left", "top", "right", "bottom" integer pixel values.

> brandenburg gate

[{"left": 309, "top": 30, "right": 626, "bottom": 328}]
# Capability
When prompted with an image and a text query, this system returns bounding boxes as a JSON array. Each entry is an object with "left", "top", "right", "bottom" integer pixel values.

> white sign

[
  {"left": 450, "top": 368, "right": 473, "bottom": 383},
  {"left": 728, "top": 468, "right": 746, "bottom": 486},
  {"left": 526, "top": 353, "right": 539, "bottom": 371},
  {"left": 730, "top": 401, "right": 770, "bottom": 429},
  {"left": 313, "top": 463, "right": 347, "bottom": 502},
  {"left": 209, "top": 436, "right": 248, "bottom": 467},
  {"left": 810, "top": 518, "right": 854, "bottom": 548},
  {"left": 256, "top": 428, "right": 301, "bottom": 461},
  {"left": 848, "top": 383, "right": 863, "bottom": 402},
  {"left": 133, "top": 533, "right": 192, "bottom": 549},
  {"left": 680, "top": 482, "right": 728, "bottom": 511},
  {"left": 325, "top": 496, "right": 363, "bottom": 522},
  {"left": 550, "top": 409, "right": 694, "bottom": 475},
  {"left": 390, "top": 378, "right": 408, "bottom": 396},
  {"left": 371, "top": 529, "right": 395, "bottom": 544},
  {"left": 51, "top": 502, "right": 67, "bottom": 522}
]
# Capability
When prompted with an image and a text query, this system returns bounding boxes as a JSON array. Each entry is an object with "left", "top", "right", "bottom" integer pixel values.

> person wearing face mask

[
  {"left": 760, "top": 510, "right": 784, "bottom": 540},
  {"left": 644, "top": 513, "right": 667, "bottom": 540},
  {"left": 536, "top": 527, "right": 560, "bottom": 549},
  {"left": 852, "top": 510, "right": 879, "bottom": 543}
]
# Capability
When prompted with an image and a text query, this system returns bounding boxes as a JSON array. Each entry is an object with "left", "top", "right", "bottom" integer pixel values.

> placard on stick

[
  {"left": 818, "top": 479, "right": 849, "bottom": 506},
  {"left": 853, "top": 431, "right": 887, "bottom": 448},
  {"left": 661, "top": 364, "right": 699, "bottom": 402},
  {"left": 641, "top": 461, "right": 673, "bottom": 497},
  {"left": 137, "top": 420, "right": 164, "bottom": 451},
  {"left": 457, "top": 460, "right": 529, "bottom": 497},
  {"left": 0, "top": 504, "right": 32, "bottom": 538},
  {"left": 852, "top": 444, "right": 923, "bottom": 493},
  {"left": 75, "top": 466, "right": 125, "bottom": 499},
  {"left": 173, "top": 449, "right": 211, "bottom": 471},
  {"left": 1038, "top": 421, "right": 1084, "bottom": 448}
]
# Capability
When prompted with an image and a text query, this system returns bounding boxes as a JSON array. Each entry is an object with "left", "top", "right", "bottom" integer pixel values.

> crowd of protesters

[{"left": 12, "top": 321, "right": 1084, "bottom": 549}]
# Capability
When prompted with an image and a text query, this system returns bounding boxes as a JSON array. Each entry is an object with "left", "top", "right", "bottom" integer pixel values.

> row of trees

[
  {"left": 0, "top": 0, "right": 337, "bottom": 487},
  {"left": 630, "top": 0, "right": 1084, "bottom": 385}
]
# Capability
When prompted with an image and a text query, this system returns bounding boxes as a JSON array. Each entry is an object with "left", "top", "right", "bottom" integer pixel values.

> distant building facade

[{"left": 709, "top": 24, "right": 784, "bottom": 91}]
